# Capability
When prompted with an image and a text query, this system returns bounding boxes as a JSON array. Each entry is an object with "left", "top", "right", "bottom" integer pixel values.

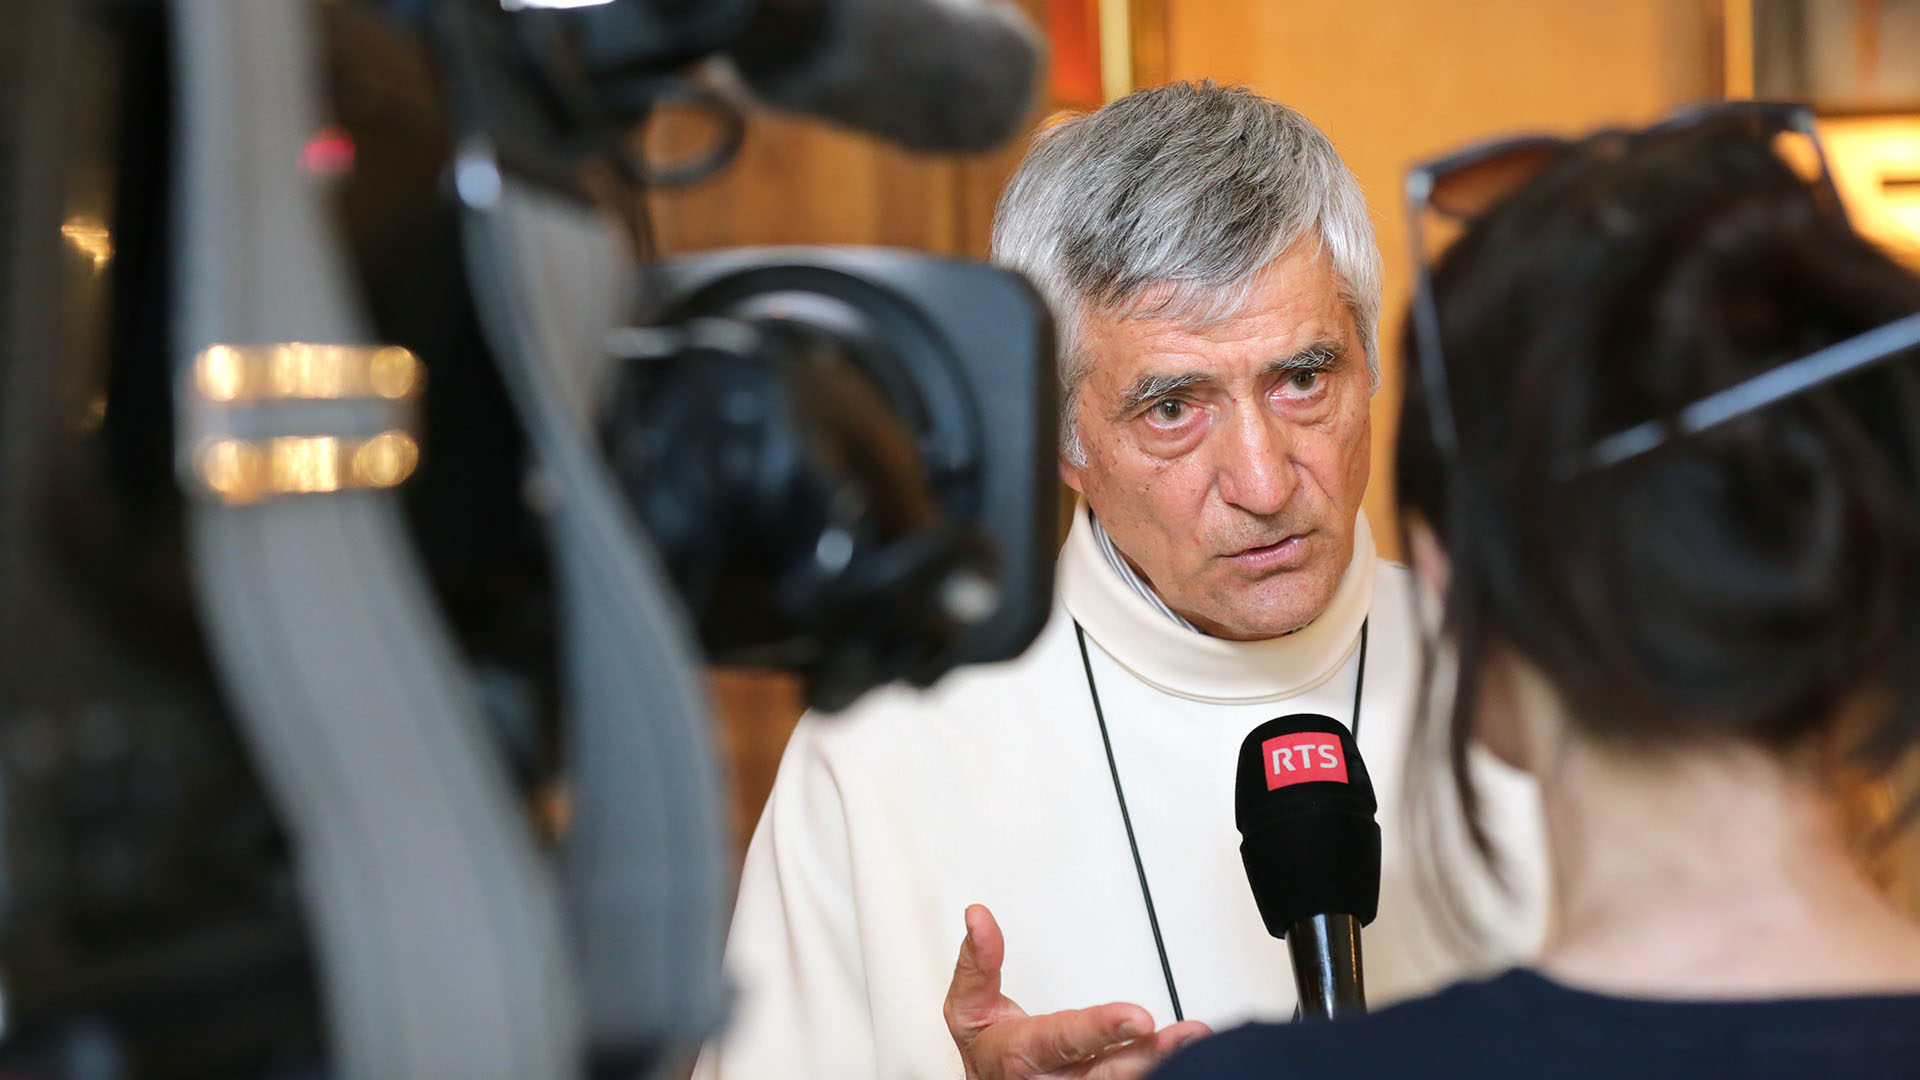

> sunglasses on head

[{"left": 1403, "top": 100, "right": 1920, "bottom": 473}]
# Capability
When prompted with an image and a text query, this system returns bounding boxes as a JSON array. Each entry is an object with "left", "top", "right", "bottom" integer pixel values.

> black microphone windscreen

[
  {"left": 1234, "top": 714, "right": 1382, "bottom": 937},
  {"left": 733, "top": 0, "right": 1043, "bottom": 152}
]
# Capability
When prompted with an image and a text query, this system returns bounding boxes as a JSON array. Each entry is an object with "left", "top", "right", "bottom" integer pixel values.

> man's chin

[
  {"left": 1181, "top": 580, "right": 1340, "bottom": 641},
  {"left": 1180, "top": 604, "right": 1314, "bottom": 641}
]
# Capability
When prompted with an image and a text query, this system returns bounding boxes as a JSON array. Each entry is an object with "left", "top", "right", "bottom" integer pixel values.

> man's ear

[{"left": 1059, "top": 456, "right": 1085, "bottom": 494}]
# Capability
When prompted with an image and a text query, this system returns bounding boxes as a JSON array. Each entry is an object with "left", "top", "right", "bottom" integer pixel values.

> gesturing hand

[{"left": 943, "top": 904, "right": 1211, "bottom": 1080}]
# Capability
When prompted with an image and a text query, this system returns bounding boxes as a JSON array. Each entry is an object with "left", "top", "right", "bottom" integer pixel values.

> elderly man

[{"left": 693, "top": 82, "right": 1543, "bottom": 1080}]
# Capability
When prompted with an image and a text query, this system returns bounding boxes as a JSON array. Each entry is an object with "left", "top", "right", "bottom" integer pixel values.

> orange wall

[{"left": 1160, "top": 0, "right": 1723, "bottom": 558}]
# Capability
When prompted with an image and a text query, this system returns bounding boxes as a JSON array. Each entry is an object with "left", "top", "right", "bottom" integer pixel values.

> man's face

[{"left": 1062, "top": 243, "right": 1372, "bottom": 640}]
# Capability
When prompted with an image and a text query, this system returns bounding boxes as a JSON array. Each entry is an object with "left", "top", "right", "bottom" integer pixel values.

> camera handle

[
  {"left": 440, "top": 0, "right": 734, "bottom": 1059},
  {"left": 171, "top": 2, "right": 578, "bottom": 1078}
]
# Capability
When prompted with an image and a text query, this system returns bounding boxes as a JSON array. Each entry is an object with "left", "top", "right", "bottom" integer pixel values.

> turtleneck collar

[{"left": 1058, "top": 500, "right": 1377, "bottom": 704}]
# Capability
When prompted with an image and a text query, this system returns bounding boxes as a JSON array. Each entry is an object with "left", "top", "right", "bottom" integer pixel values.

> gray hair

[{"left": 991, "top": 81, "right": 1383, "bottom": 465}]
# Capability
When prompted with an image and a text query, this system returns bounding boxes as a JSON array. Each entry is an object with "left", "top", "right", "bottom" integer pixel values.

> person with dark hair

[{"left": 1152, "top": 105, "right": 1920, "bottom": 1079}]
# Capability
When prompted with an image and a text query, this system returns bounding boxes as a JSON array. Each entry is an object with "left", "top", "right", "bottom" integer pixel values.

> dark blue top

[{"left": 1150, "top": 968, "right": 1920, "bottom": 1079}]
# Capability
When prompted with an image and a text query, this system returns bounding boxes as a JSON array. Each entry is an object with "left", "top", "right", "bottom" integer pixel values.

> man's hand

[{"left": 943, "top": 904, "right": 1211, "bottom": 1080}]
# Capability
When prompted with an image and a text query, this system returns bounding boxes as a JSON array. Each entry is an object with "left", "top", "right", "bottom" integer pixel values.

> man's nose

[{"left": 1213, "top": 409, "right": 1298, "bottom": 517}]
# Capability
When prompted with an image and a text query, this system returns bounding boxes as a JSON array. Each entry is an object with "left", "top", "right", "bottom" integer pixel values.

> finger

[
  {"left": 998, "top": 1002, "right": 1154, "bottom": 1072},
  {"left": 1076, "top": 1041, "right": 1159, "bottom": 1080},
  {"left": 963, "top": 904, "right": 1004, "bottom": 983},
  {"left": 945, "top": 905, "right": 1009, "bottom": 1034},
  {"left": 1075, "top": 1023, "right": 1208, "bottom": 1080},
  {"left": 1149, "top": 1020, "right": 1211, "bottom": 1055}
]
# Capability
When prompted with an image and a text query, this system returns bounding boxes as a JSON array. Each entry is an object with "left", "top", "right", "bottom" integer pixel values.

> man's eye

[
  {"left": 1149, "top": 398, "right": 1187, "bottom": 423},
  {"left": 1288, "top": 369, "right": 1323, "bottom": 392}
]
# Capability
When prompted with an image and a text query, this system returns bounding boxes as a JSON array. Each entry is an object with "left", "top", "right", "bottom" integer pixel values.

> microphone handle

[{"left": 1285, "top": 913, "right": 1367, "bottom": 1021}]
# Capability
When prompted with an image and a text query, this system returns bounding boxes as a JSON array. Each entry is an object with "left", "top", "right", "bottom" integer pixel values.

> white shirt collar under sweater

[
  {"left": 1087, "top": 514, "right": 1202, "bottom": 632},
  {"left": 1058, "top": 500, "right": 1378, "bottom": 705}
]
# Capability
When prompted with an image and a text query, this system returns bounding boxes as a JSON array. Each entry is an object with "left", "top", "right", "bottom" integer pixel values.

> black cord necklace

[{"left": 1072, "top": 617, "right": 1370, "bottom": 1024}]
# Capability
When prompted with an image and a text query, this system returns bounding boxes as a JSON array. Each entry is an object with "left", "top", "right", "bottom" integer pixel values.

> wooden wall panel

[
  {"left": 1159, "top": 0, "right": 1723, "bottom": 559},
  {"left": 709, "top": 669, "right": 806, "bottom": 862},
  {"left": 647, "top": 112, "right": 966, "bottom": 255}
]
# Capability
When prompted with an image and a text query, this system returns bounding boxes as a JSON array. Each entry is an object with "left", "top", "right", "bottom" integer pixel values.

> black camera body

[
  {"left": 611, "top": 248, "right": 1055, "bottom": 709},
  {"left": 0, "top": 0, "right": 1054, "bottom": 1076}
]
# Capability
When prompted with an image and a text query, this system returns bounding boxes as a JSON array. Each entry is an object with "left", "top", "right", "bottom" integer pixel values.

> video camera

[{"left": 0, "top": 0, "right": 1054, "bottom": 1076}]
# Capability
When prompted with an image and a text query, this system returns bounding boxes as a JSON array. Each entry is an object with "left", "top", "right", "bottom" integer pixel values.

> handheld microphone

[{"left": 1234, "top": 714, "right": 1381, "bottom": 1021}]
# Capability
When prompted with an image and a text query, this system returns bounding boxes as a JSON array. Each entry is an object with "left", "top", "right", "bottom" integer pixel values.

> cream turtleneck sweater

[{"left": 694, "top": 504, "right": 1545, "bottom": 1080}]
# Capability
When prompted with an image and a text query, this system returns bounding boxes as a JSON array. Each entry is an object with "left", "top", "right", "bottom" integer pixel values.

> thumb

[{"left": 945, "top": 904, "right": 1010, "bottom": 1032}]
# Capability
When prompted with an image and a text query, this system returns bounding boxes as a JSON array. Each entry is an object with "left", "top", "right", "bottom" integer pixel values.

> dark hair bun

[{"left": 1398, "top": 123, "right": 1920, "bottom": 755}]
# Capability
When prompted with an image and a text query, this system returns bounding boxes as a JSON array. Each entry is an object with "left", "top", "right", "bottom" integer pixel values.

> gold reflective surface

[
  {"left": 351, "top": 430, "right": 421, "bottom": 488},
  {"left": 197, "top": 345, "right": 247, "bottom": 402},
  {"left": 270, "top": 436, "right": 343, "bottom": 494},
  {"left": 60, "top": 215, "right": 114, "bottom": 271},
  {"left": 193, "top": 432, "right": 421, "bottom": 504},
  {"left": 199, "top": 438, "right": 268, "bottom": 501},
  {"left": 187, "top": 342, "right": 425, "bottom": 403},
  {"left": 367, "top": 346, "right": 422, "bottom": 400}
]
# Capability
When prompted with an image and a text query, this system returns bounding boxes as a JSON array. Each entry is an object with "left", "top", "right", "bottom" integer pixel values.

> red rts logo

[{"left": 1262, "top": 733, "right": 1348, "bottom": 790}]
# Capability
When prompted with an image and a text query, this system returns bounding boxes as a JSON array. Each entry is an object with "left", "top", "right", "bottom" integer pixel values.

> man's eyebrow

[
  {"left": 1261, "top": 340, "right": 1346, "bottom": 377},
  {"left": 1112, "top": 371, "right": 1213, "bottom": 418},
  {"left": 1109, "top": 340, "right": 1345, "bottom": 419}
]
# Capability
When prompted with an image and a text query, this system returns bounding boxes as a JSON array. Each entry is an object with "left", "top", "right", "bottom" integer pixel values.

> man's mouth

[{"left": 1226, "top": 532, "right": 1311, "bottom": 571}]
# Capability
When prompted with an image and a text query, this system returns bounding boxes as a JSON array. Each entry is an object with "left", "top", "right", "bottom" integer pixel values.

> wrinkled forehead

[{"left": 1079, "top": 253, "right": 1360, "bottom": 392}]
